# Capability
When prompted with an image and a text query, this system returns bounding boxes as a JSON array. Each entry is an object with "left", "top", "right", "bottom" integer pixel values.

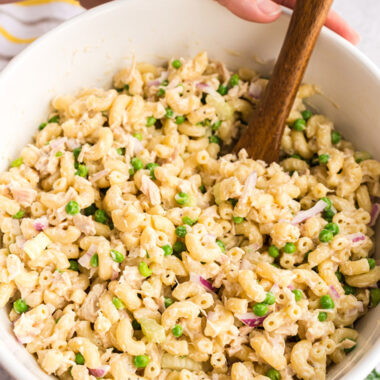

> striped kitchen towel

[{"left": 0, "top": 0, "right": 84, "bottom": 69}]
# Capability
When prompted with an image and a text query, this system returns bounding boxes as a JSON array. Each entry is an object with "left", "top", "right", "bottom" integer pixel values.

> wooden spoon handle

[{"left": 234, "top": 0, "right": 333, "bottom": 162}]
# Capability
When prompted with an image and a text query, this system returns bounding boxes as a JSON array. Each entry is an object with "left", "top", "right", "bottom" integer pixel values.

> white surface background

[{"left": 0, "top": 1, "right": 379, "bottom": 379}]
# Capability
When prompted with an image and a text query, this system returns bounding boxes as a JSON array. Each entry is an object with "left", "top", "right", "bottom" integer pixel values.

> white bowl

[{"left": 0, "top": 0, "right": 379, "bottom": 379}]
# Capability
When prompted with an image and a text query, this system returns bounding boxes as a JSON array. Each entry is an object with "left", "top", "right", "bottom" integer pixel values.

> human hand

[{"left": 217, "top": 0, "right": 360, "bottom": 45}]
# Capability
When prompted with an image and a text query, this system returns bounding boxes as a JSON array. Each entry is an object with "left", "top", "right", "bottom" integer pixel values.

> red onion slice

[
  {"left": 370, "top": 203, "right": 380, "bottom": 226},
  {"left": 248, "top": 81, "right": 262, "bottom": 99},
  {"left": 329, "top": 285, "right": 340, "bottom": 299},
  {"left": 236, "top": 312, "right": 269, "bottom": 327},
  {"left": 347, "top": 233, "right": 366, "bottom": 245},
  {"left": 291, "top": 199, "right": 328, "bottom": 225},
  {"left": 190, "top": 273, "right": 215, "bottom": 292},
  {"left": 33, "top": 216, "right": 49, "bottom": 231},
  {"left": 89, "top": 365, "right": 110, "bottom": 378}
]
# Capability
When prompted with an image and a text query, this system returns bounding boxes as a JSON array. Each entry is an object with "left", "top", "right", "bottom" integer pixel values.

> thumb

[{"left": 217, "top": 0, "right": 282, "bottom": 23}]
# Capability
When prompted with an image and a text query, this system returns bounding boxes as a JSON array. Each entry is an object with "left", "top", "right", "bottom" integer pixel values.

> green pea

[
  {"left": 343, "top": 284, "right": 356, "bottom": 295},
  {"left": 11, "top": 157, "right": 23, "bottom": 168},
  {"left": 110, "top": 249, "right": 124, "bottom": 263},
  {"left": 292, "top": 289, "right": 303, "bottom": 302},
  {"left": 116, "top": 147, "right": 126, "bottom": 156},
  {"left": 323, "top": 208, "right": 336, "bottom": 222},
  {"left": 162, "top": 244, "right": 173, "bottom": 256},
  {"left": 229, "top": 73, "right": 239, "bottom": 87},
  {"left": 146, "top": 162, "right": 159, "bottom": 179},
  {"left": 65, "top": 200, "right": 80, "bottom": 215},
  {"left": 253, "top": 303, "right": 268, "bottom": 317},
  {"left": 368, "top": 258, "right": 376, "bottom": 270},
  {"left": 173, "top": 241, "right": 186, "bottom": 254},
  {"left": 199, "top": 184, "right": 206, "bottom": 194},
  {"left": 75, "top": 353, "right": 85, "bottom": 365},
  {"left": 175, "top": 115, "right": 185, "bottom": 124},
  {"left": 131, "top": 157, "right": 144, "bottom": 171},
  {"left": 232, "top": 216, "right": 244, "bottom": 224},
  {"left": 318, "top": 154, "right": 330, "bottom": 165},
  {"left": 211, "top": 120, "right": 222, "bottom": 131},
  {"left": 301, "top": 109, "right": 312, "bottom": 121},
  {"left": 161, "top": 79, "right": 169, "bottom": 87},
  {"left": 13, "top": 299, "right": 28, "bottom": 314},
  {"left": 182, "top": 216, "right": 196, "bottom": 226},
  {"left": 216, "top": 240, "right": 225, "bottom": 253},
  {"left": 38, "top": 122, "right": 47, "bottom": 131},
  {"left": 175, "top": 226, "right": 187, "bottom": 238},
  {"left": 266, "top": 368, "right": 281, "bottom": 380},
  {"left": 132, "top": 319, "right": 141, "bottom": 330},
  {"left": 73, "top": 147, "right": 82, "bottom": 162},
  {"left": 138, "top": 261, "right": 152, "bottom": 277},
  {"left": 324, "top": 223, "right": 339, "bottom": 236},
  {"left": 146, "top": 116, "right": 156, "bottom": 127},
  {"left": 354, "top": 151, "right": 372, "bottom": 163},
  {"left": 268, "top": 245, "right": 280, "bottom": 258},
  {"left": 132, "top": 132, "right": 143, "bottom": 141},
  {"left": 157, "top": 88, "right": 165, "bottom": 97},
  {"left": 175, "top": 192, "right": 190, "bottom": 206},
  {"left": 264, "top": 292, "right": 276, "bottom": 305},
  {"left": 321, "top": 197, "right": 332, "bottom": 209},
  {"left": 129, "top": 168, "right": 135, "bottom": 176},
  {"left": 318, "top": 311, "right": 328, "bottom": 322},
  {"left": 228, "top": 198, "right": 238, "bottom": 207},
  {"left": 69, "top": 260, "right": 79, "bottom": 272},
  {"left": 319, "top": 229, "right": 333, "bottom": 243},
  {"left": 172, "top": 60, "right": 182, "bottom": 69},
  {"left": 94, "top": 209, "right": 109, "bottom": 224},
  {"left": 164, "top": 297, "right": 174, "bottom": 308},
  {"left": 48, "top": 115, "right": 60, "bottom": 124},
  {"left": 283, "top": 242, "right": 296, "bottom": 254},
  {"left": 12, "top": 210, "right": 24, "bottom": 219},
  {"left": 209, "top": 135, "right": 221, "bottom": 145},
  {"left": 165, "top": 107, "right": 174, "bottom": 118},
  {"left": 112, "top": 296, "right": 125, "bottom": 310},
  {"left": 83, "top": 204, "right": 97, "bottom": 216},
  {"left": 331, "top": 130, "right": 341, "bottom": 144},
  {"left": 172, "top": 324, "right": 183, "bottom": 338},
  {"left": 370, "top": 288, "right": 380, "bottom": 307},
  {"left": 55, "top": 151, "right": 63, "bottom": 157},
  {"left": 335, "top": 270, "right": 343, "bottom": 282},
  {"left": 75, "top": 164, "right": 88, "bottom": 178},
  {"left": 292, "top": 118, "right": 306, "bottom": 131},
  {"left": 217, "top": 84, "right": 228, "bottom": 95},
  {"left": 90, "top": 253, "right": 99, "bottom": 268},
  {"left": 320, "top": 294, "right": 334, "bottom": 309},
  {"left": 290, "top": 154, "right": 302, "bottom": 159},
  {"left": 133, "top": 355, "right": 150, "bottom": 368}
]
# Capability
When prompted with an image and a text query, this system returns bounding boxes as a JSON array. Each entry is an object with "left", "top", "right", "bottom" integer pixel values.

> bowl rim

[{"left": 0, "top": 1, "right": 380, "bottom": 379}]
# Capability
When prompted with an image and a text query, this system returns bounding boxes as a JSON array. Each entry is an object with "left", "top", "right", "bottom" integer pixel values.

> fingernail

[{"left": 257, "top": 0, "right": 281, "bottom": 16}]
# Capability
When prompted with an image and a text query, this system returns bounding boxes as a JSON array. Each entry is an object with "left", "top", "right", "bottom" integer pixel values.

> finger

[
  {"left": 274, "top": 0, "right": 360, "bottom": 45},
  {"left": 324, "top": 10, "right": 360, "bottom": 45},
  {"left": 217, "top": 0, "right": 282, "bottom": 23}
]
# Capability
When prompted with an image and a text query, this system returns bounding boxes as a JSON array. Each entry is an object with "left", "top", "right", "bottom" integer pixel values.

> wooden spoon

[{"left": 234, "top": 0, "right": 333, "bottom": 162}]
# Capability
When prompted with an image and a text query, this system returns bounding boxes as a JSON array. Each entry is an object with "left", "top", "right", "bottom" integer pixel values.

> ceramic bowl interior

[{"left": 0, "top": 0, "right": 379, "bottom": 379}]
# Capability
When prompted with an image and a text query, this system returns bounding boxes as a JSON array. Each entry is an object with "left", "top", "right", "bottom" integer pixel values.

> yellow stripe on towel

[
  {"left": 16, "top": 0, "right": 80, "bottom": 6},
  {"left": 0, "top": 26, "right": 35, "bottom": 44}
]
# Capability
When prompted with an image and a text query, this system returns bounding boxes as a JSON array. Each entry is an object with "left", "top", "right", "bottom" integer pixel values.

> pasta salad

[{"left": 1, "top": 52, "right": 380, "bottom": 380}]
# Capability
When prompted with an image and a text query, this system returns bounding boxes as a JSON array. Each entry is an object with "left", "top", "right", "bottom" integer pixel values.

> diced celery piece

[
  {"left": 23, "top": 232, "right": 51, "bottom": 260},
  {"left": 139, "top": 318, "right": 165, "bottom": 344}
]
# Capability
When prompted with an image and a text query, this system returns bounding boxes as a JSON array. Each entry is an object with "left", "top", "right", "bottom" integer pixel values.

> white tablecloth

[{"left": 0, "top": 1, "right": 379, "bottom": 379}]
